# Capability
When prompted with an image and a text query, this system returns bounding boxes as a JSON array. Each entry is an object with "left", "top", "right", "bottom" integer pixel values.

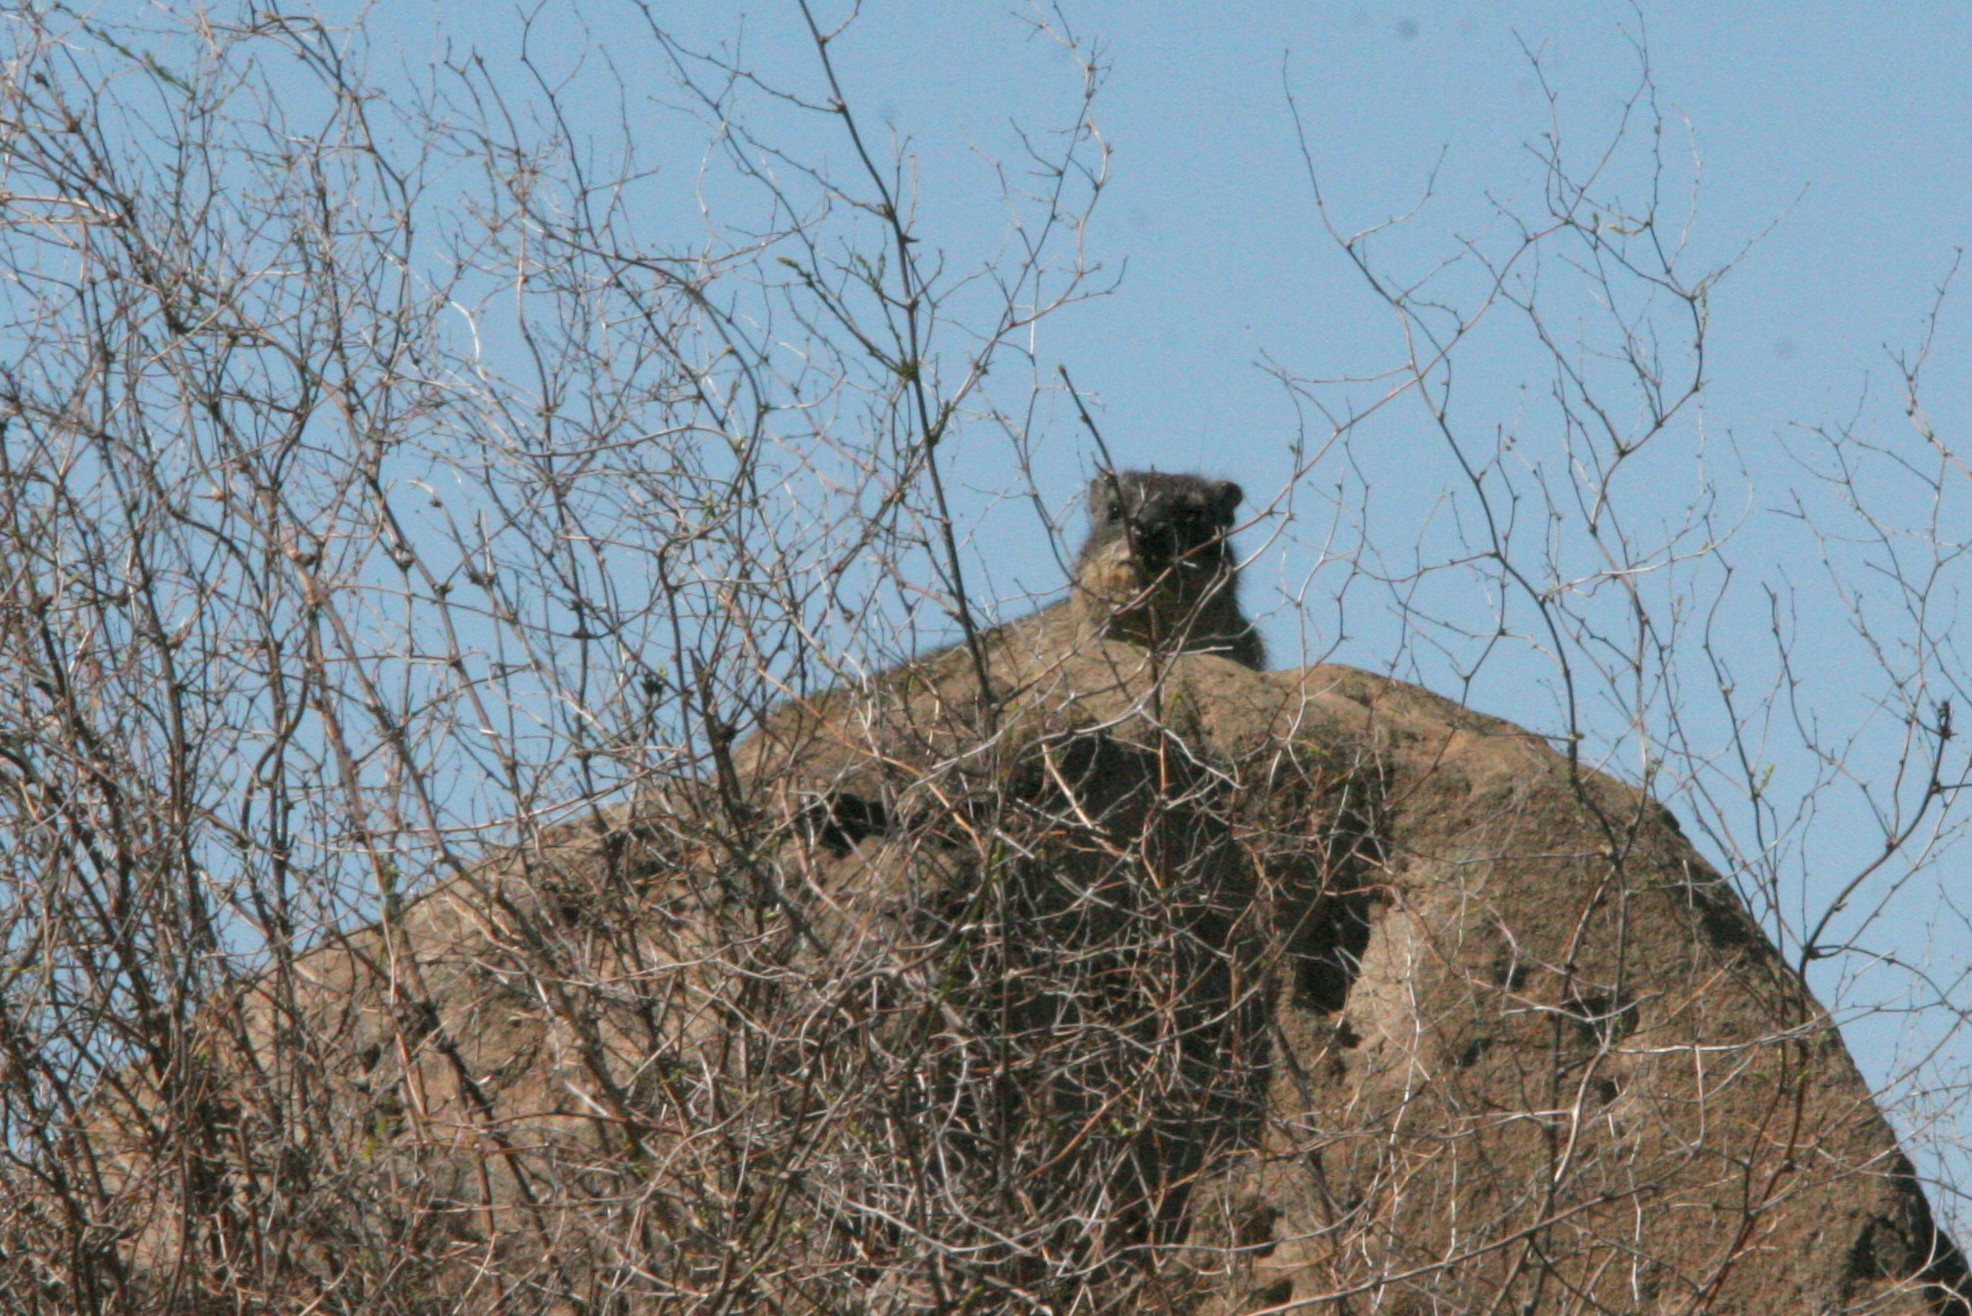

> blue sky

[
  {"left": 351, "top": 0, "right": 1972, "bottom": 1220},
  {"left": 702, "top": 2, "right": 1972, "bottom": 440}
]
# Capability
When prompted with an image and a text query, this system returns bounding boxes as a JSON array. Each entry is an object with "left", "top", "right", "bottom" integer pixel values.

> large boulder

[{"left": 48, "top": 641, "right": 1967, "bottom": 1314}]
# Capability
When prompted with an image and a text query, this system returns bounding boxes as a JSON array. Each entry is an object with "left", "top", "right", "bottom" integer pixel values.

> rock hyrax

[
  {"left": 741, "top": 471, "right": 1264, "bottom": 807},
  {"left": 1070, "top": 470, "right": 1264, "bottom": 669}
]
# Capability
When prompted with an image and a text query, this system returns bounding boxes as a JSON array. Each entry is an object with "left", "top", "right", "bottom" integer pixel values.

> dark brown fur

[
  {"left": 911, "top": 470, "right": 1265, "bottom": 680},
  {"left": 1067, "top": 470, "right": 1264, "bottom": 669}
]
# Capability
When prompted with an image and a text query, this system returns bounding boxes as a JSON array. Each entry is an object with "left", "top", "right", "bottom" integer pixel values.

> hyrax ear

[
  {"left": 1090, "top": 471, "right": 1127, "bottom": 520},
  {"left": 1214, "top": 480, "right": 1244, "bottom": 514}
]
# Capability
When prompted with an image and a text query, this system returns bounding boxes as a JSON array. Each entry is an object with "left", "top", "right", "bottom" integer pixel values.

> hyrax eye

[{"left": 1105, "top": 501, "right": 1123, "bottom": 522}]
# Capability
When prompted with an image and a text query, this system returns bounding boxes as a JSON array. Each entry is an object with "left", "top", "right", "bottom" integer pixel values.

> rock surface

[{"left": 61, "top": 642, "right": 1968, "bottom": 1314}]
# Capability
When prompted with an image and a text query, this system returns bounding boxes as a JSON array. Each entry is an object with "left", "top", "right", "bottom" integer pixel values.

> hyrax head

[
  {"left": 1074, "top": 469, "right": 1247, "bottom": 650},
  {"left": 1075, "top": 470, "right": 1262, "bottom": 665},
  {"left": 1082, "top": 470, "right": 1244, "bottom": 582}
]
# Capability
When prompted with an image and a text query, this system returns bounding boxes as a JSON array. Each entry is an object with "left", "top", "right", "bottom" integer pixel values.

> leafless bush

[{"left": 0, "top": 4, "right": 1964, "bottom": 1314}]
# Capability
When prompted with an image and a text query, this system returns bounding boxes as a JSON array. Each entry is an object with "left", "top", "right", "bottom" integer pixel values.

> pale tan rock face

[
  {"left": 59, "top": 645, "right": 1967, "bottom": 1314},
  {"left": 1185, "top": 662, "right": 1966, "bottom": 1316}
]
